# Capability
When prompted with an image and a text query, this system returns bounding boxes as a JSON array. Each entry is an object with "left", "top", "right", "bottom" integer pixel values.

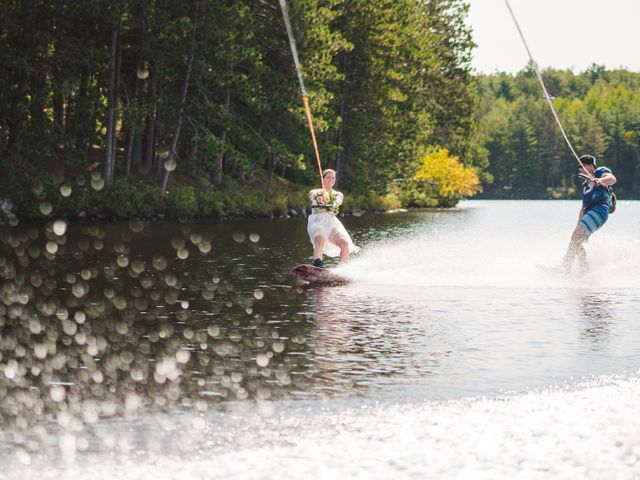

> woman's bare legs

[
  {"left": 329, "top": 231, "right": 350, "bottom": 263},
  {"left": 313, "top": 235, "right": 326, "bottom": 262},
  {"left": 338, "top": 239, "right": 349, "bottom": 263}
]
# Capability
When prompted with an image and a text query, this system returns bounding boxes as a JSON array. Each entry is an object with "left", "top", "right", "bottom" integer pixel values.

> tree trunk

[
  {"left": 126, "top": 64, "right": 143, "bottom": 178},
  {"left": 52, "top": 83, "right": 65, "bottom": 136},
  {"left": 125, "top": 130, "right": 135, "bottom": 178},
  {"left": 126, "top": 0, "right": 148, "bottom": 178},
  {"left": 105, "top": 27, "right": 119, "bottom": 184},
  {"left": 213, "top": 59, "right": 234, "bottom": 188},
  {"left": 190, "top": 140, "right": 198, "bottom": 177},
  {"left": 267, "top": 146, "right": 274, "bottom": 194},
  {"left": 143, "top": 65, "right": 158, "bottom": 172},
  {"left": 7, "top": 80, "right": 27, "bottom": 162},
  {"left": 52, "top": 0, "right": 65, "bottom": 137},
  {"left": 213, "top": 84, "right": 231, "bottom": 187},
  {"left": 160, "top": 0, "right": 200, "bottom": 196},
  {"left": 144, "top": 1, "right": 158, "bottom": 174}
]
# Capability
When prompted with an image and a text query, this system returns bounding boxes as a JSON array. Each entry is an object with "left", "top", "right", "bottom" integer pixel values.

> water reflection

[
  {"left": 0, "top": 219, "right": 313, "bottom": 433},
  {"left": 577, "top": 293, "right": 615, "bottom": 347},
  {"left": 307, "top": 287, "right": 445, "bottom": 396},
  {"left": 1, "top": 207, "right": 459, "bottom": 439}
]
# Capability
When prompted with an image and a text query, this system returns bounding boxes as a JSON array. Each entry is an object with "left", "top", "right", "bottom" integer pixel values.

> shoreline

[{"left": 0, "top": 201, "right": 405, "bottom": 225}]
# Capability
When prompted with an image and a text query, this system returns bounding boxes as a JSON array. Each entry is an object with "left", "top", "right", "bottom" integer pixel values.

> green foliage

[
  {"left": 166, "top": 187, "right": 198, "bottom": 217},
  {"left": 286, "top": 189, "right": 310, "bottom": 214},
  {"left": 477, "top": 67, "right": 640, "bottom": 199},
  {"left": 343, "top": 191, "right": 377, "bottom": 212},
  {"left": 197, "top": 189, "right": 224, "bottom": 218},
  {"left": 331, "top": 0, "right": 477, "bottom": 190},
  {"left": 96, "top": 180, "right": 158, "bottom": 218},
  {"left": 0, "top": 0, "right": 480, "bottom": 209},
  {"left": 271, "top": 194, "right": 289, "bottom": 217},
  {"left": 6, "top": 175, "right": 166, "bottom": 219},
  {"left": 342, "top": 190, "right": 399, "bottom": 212},
  {"left": 222, "top": 187, "right": 273, "bottom": 218}
]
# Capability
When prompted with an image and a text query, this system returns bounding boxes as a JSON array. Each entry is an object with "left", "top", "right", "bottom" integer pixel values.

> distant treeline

[
  {"left": 477, "top": 66, "right": 640, "bottom": 199},
  {"left": 0, "top": 0, "right": 482, "bottom": 218}
]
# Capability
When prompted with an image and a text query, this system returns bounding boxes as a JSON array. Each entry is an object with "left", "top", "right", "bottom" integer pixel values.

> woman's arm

[{"left": 334, "top": 191, "right": 344, "bottom": 206}]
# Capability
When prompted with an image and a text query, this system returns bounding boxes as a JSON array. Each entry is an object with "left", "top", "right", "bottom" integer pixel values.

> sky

[{"left": 467, "top": 0, "right": 640, "bottom": 74}]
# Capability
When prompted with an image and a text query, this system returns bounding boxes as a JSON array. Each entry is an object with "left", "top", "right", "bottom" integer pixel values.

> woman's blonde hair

[{"left": 322, "top": 168, "right": 337, "bottom": 177}]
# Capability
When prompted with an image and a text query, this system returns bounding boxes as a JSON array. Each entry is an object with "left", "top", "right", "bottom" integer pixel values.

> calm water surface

[{"left": 2, "top": 200, "right": 640, "bottom": 477}]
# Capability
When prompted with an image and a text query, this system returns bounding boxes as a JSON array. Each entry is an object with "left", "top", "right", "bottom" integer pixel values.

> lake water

[{"left": 1, "top": 200, "right": 640, "bottom": 478}]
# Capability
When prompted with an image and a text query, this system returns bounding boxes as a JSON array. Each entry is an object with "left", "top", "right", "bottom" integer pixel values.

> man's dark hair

[{"left": 579, "top": 154, "right": 597, "bottom": 167}]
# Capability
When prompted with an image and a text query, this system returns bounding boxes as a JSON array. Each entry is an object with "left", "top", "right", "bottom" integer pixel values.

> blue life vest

[{"left": 582, "top": 167, "right": 613, "bottom": 213}]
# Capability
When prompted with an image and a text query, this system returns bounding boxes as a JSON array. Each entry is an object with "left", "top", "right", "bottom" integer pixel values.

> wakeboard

[
  {"left": 536, "top": 264, "right": 583, "bottom": 276},
  {"left": 290, "top": 264, "right": 349, "bottom": 286},
  {"left": 536, "top": 264, "right": 565, "bottom": 275}
]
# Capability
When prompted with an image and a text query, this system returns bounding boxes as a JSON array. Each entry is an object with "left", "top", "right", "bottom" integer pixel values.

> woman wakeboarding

[
  {"left": 279, "top": 0, "right": 359, "bottom": 283},
  {"left": 307, "top": 169, "right": 359, "bottom": 268}
]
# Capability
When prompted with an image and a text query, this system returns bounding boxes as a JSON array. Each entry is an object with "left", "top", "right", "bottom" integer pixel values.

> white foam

[
  {"left": 337, "top": 201, "right": 640, "bottom": 289},
  {"left": 13, "top": 375, "right": 640, "bottom": 479}
]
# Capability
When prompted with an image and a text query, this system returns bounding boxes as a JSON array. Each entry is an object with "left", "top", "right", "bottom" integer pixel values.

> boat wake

[{"left": 337, "top": 210, "right": 640, "bottom": 290}]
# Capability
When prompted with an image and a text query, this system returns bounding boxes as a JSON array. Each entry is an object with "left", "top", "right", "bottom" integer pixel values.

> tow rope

[
  {"left": 278, "top": 0, "right": 326, "bottom": 188},
  {"left": 505, "top": 0, "right": 593, "bottom": 179}
]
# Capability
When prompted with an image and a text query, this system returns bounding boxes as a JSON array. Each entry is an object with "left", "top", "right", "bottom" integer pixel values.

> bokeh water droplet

[
  {"left": 256, "top": 354, "right": 270, "bottom": 367},
  {"left": 50, "top": 385, "right": 66, "bottom": 402},
  {"left": 164, "top": 158, "right": 176, "bottom": 172},
  {"left": 152, "top": 255, "right": 168, "bottom": 271},
  {"left": 171, "top": 236, "right": 186, "bottom": 250},
  {"left": 137, "top": 66, "right": 150, "bottom": 79},
  {"left": 129, "top": 219, "right": 145, "bottom": 233},
  {"left": 52, "top": 220, "right": 67, "bottom": 236},
  {"left": 39, "top": 202, "right": 53, "bottom": 216},
  {"left": 117, "top": 254, "right": 129, "bottom": 268},
  {"left": 45, "top": 241, "right": 58, "bottom": 254},
  {"left": 131, "top": 259, "right": 146, "bottom": 274},
  {"left": 176, "top": 349, "right": 191, "bottom": 364},
  {"left": 74, "top": 311, "right": 86, "bottom": 324}
]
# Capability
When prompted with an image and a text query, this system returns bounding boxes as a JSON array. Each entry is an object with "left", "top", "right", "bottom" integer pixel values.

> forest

[
  {"left": 476, "top": 66, "right": 640, "bottom": 199},
  {"left": 1, "top": 0, "right": 639, "bottom": 220},
  {"left": 0, "top": 0, "right": 480, "bottom": 219}
]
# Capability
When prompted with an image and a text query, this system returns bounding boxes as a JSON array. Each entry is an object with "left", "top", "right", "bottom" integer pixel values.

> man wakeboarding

[{"left": 563, "top": 155, "right": 616, "bottom": 274}]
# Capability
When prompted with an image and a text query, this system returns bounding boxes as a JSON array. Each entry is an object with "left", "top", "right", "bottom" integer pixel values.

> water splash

[{"left": 338, "top": 201, "right": 640, "bottom": 289}]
